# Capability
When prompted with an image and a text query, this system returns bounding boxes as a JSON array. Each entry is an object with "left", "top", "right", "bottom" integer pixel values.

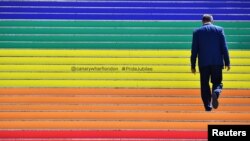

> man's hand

[
  {"left": 225, "top": 66, "right": 231, "bottom": 71},
  {"left": 191, "top": 68, "right": 196, "bottom": 74}
]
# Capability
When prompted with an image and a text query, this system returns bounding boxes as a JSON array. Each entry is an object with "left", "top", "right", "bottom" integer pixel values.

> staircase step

[
  {"left": 0, "top": 21, "right": 249, "bottom": 28},
  {"left": 1, "top": 65, "right": 250, "bottom": 73},
  {"left": 0, "top": 88, "right": 250, "bottom": 97},
  {"left": 1, "top": 27, "right": 249, "bottom": 35},
  {"left": 0, "top": 139, "right": 206, "bottom": 141},
  {"left": 0, "top": 130, "right": 207, "bottom": 139},
  {"left": 0, "top": 121, "right": 248, "bottom": 130},
  {"left": 0, "top": 57, "right": 249, "bottom": 65},
  {"left": 1, "top": 104, "right": 250, "bottom": 112},
  {"left": 0, "top": 112, "right": 249, "bottom": 121},
  {"left": 0, "top": 96, "right": 249, "bottom": 105},
  {"left": 1, "top": 80, "right": 250, "bottom": 88},
  {"left": 1, "top": 72, "right": 250, "bottom": 81},
  {"left": 1, "top": 49, "right": 249, "bottom": 58}
]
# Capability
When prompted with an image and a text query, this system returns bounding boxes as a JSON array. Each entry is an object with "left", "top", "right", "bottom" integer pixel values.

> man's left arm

[{"left": 191, "top": 30, "right": 199, "bottom": 73}]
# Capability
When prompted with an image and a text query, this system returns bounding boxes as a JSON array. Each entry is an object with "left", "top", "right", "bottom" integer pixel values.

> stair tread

[
  {"left": 1, "top": 88, "right": 250, "bottom": 96},
  {"left": 1, "top": 104, "right": 250, "bottom": 112},
  {"left": 0, "top": 96, "right": 249, "bottom": 104},
  {"left": 0, "top": 111, "right": 249, "bottom": 120},
  {"left": 0, "top": 121, "right": 249, "bottom": 130}
]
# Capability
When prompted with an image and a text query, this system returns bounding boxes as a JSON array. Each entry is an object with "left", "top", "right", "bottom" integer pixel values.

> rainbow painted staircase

[{"left": 0, "top": 0, "right": 250, "bottom": 140}]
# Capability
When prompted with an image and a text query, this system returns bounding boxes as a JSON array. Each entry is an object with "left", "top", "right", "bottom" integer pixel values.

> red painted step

[
  {"left": 0, "top": 130, "right": 207, "bottom": 139},
  {"left": 1, "top": 138, "right": 207, "bottom": 141}
]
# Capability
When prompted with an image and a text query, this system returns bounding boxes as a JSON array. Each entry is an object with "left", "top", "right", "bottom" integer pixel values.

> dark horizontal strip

[
  {"left": 45, "top": 0, "right": 250, "bottom": 1},
  {"left": 1, "top": 14, "right": 249, "bottom": 20},
  {"left": 7, "top": 0, "right": 206, "bottom": 1},
  {"left": 0, "top": 1, "right": 249, "bottom": 7},
  {"left": 1, "top": 7, "right": 250, "bottom": 14},
  {"left": 0, "top": 21, "right": 249, "bottom": 28}
]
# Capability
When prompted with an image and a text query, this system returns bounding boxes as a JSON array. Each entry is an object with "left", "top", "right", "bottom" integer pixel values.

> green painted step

[
  {"left": 0, "top": 21, "right": 249, "bottom": 49},
  {"left": 0, "top": 21, "right": 250, "bottom": 28},
  {"left": 1, "top": 35, "right": 193, "bottom": 42},
  {"left": 1, "top": 28, "right": 249, "bottom": 35},
  {"left": 0, "top": 35, "right": 249, "bottom": 42},
  {"left": 1, "top": 42, "right": 249, "bottom": 49}
]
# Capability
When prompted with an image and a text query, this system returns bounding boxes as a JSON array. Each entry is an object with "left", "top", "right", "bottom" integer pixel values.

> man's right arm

[{"left": 220, "top": 28, "right": 230, "bottom": 70}]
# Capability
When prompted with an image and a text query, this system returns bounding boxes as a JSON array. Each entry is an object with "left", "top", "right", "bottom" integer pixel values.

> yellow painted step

[
  {"left": 0, "top": 80, "right": 250, "bottom": 88},
  {"left": 0, "top": 57, "right": 249, "bottom": 65},
  {"left": 0, "top": 72, "right": 250, "bottom": 81},
  {"left": 0, "top": 49, "right": 249, "bottom": 58},
  {"left": 0, "top": 121, "right": 248, "bottom": 130},
  {"left": 1, "top": 65, "right": 250, "bottom": 73},
  {"left": 0, "top": 57, "right": 189, "bottom": 65}
]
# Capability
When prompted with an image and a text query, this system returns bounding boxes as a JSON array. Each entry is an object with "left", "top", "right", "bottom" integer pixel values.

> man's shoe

[
  {"left": 212, "top": 92, "right": 219, "bottom": 109},
  {"left": 214, "top": 84, "right": 223, "bottom": 98},
  {"left": 206, "top": 107, "right": 212, "bottom": 112},
  {"left": 212, "top": 84, "right": 223, "bottom": 109},
  {"left": 205, "top": 104, "right": 212, "bottom": 111}
]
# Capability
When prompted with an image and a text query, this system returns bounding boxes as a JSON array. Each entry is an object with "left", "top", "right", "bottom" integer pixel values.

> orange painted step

[
  {"left": 0, "top": 88, "right": 249, "bottom": 97},
  {"left": 0, "top": 96, "right": 249, "bottom": 104},
  {"left": 0, "top": 112, "right": 249, "bottom": 121},
  {"left": 0, "top": 121, "right": 248, "bottom": 130},
  {"left": 1, "top": 104, "right": 249, "bottom": 112}
]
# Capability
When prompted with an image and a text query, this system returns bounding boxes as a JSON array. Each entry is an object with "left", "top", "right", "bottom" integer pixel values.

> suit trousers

[{"left": 199, "top": 65, "right": 223, "bottom": 110}]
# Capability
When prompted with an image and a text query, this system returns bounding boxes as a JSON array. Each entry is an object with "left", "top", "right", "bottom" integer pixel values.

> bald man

[{"left": 191, "top": 14, "right": 230, "bottom": 111}]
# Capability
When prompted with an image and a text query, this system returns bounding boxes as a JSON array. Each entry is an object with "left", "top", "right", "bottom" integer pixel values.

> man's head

[{"left": 202, "top": 14, "right": 213, "bottom": 24}]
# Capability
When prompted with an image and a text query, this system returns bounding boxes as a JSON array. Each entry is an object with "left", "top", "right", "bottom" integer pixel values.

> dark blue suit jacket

[{"left": 191, "top": 23, "right": 230, "bottom": 69}]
